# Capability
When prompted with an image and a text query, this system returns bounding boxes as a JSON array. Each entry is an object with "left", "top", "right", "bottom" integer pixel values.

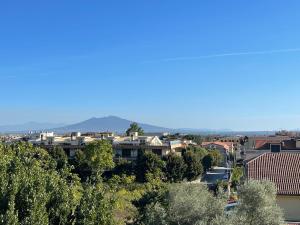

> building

[
  {"left": 28, "top": 132, "right": 97, "bottom": 157},
  {"left": 245, "top": 152, "right": 300, "bottom": 221},
  {"left": 25, "top": 131, "right": 184, "bottom": 160},
  {"left": 245, "top": 135, "right": 300, "bottom": 151},
  {"left": 217, "top": 136, "right": 241, "bottom": 150},
  {"left": 113, "top": 132, "right": 183, "bottom": 160},
  {"left": 201, "top": 141, "right": 234, "bottom": 166}
]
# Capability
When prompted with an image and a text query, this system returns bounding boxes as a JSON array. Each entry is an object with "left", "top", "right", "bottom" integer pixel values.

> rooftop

[{"left": 246, "top": 152, "right": 300, "bottom": 195}]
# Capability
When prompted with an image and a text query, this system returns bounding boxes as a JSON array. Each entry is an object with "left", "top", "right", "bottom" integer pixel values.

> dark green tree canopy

[
  {"left": 135, "top": 151, "right": 165, "bottom": 182},
  {"left": 202, "top": 154, "right": 213, "bottom": 172},
  {"left": 164, "top": 154, "right": 186, "bottom": 182},
  {"left": 126, "top": 122, "right": 144, "bottom": 136},
  {"left": 183, "top": 151, "right": 203, "bottom": 181}
]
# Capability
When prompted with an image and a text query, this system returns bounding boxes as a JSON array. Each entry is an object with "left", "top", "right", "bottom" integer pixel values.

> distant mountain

[
  {"left": 53, "top": 116, "right": 171, "bottom": 133},
  {"left": 0, "top": 116, "right": 275, "bottom": 135},
  {"left": 0, "top": 122, "right": 65, "bottom": 133}
]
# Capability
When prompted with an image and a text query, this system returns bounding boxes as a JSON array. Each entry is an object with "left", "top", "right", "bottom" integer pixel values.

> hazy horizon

[{"left": 0, "top": 115, "right": 297, "bottom": 132}]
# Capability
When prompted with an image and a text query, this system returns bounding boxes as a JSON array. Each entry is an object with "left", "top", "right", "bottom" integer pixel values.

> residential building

[
  {"left": 113, "top": 132, "right": 183, "bottom": 160},
  {"left": 217, "top": 136, "right": 241, "bottom": 150},
  {"left": 28, "top": 132, "right": 97, "bottom": 157},
  {"left": 26, "top": 131, "right": 184, "bottom": 160}
]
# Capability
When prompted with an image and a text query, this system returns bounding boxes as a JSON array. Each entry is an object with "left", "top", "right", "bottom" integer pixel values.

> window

[
  {"left": 270, "top": 144, "right": 281, "bottom": 153},
  {"left": 152, "top": 149, "right": 162, "bottom": 156},
  {"left": 115, "top": 149, "right": 122, "bottom": 157},
  {"left": 122, "top": 149, "right": 131, "bottom": 157},
  {"left": 131, "top": 149, "right": 138, "bottom": 157}
]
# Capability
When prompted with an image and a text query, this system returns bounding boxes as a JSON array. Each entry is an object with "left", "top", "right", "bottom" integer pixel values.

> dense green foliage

[
  {"left": 0, "top": 141, "right": 284, "bottom": 225},
  {"left": 164, "top": 154, "right": 187, "bottom": 182},
  {"left": 135, "top": 151, "right": 165, "bottom": 182},
  {"left": 126, "top": 123, "right": 144, "bottom": 136},
  {"left": 0, "top": 141, "right": 134, "bottom": 225},
  {"left": 0, "top": 143, "right": 82, "bottom": 225},
  {"left": 231, "top": 166, "right": 244, "bottom": 188},
  {"left": 231, "top": 180, "right": 284, "bottom": 225},
  {"left": 139, "top": 181, "right": 284, "bottom": 225},
  {"left": 48, "top": 146, "right": 68, "bottom": 170},
  {"left": 209, "top": 149, "right": 223, "bottom": 167},
  {"left": 183, "top": 151, "right": 203, "bottom": 181},
  {"left": 202, "top": 154, "right": 213, "bottom": 171},
  {"left": 186, "top": 146, "right": 208, "bottom": 159}
]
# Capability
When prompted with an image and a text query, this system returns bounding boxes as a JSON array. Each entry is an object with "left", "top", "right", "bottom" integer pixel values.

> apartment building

[
  {"left": 26, "top": 131, "right": 183, "bottom": 160},
  {"left": 113, "top": 132, "right": 183, "bottom": 160}
]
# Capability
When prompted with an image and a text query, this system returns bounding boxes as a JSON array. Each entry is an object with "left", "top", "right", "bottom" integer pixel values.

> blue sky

[{"left": 1, "top": 0, "right": 300, "bottom": 130}]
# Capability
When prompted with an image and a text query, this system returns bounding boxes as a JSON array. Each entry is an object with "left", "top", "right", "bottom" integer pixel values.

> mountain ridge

[
  {"left": 52, "top": 116, "right": 171, "bottom": 133},
  {"left": 0, "top": 122, "right": 65, "bottom": 133},
  {"left": 0, "top": 116, "right": 276, "bottom": 135}
]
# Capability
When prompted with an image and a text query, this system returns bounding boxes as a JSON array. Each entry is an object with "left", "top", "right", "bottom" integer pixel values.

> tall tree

[
  {"left": 135, "top": 151, "right": 165, "bottom": 182},
  {"left": 75, "top": 183, "right": 115, "bottom": 225},
  {"left": 126, "top": 122, "right": 144, "bottom": 136},
  {"left": 209, "top": 149, "right": 223, "bottom": 167},
  {"left": 231, "top": 166, "right": 243, "bottom": 188},
  {"left": 84, "top": 140, "right": 115, "bottom": 178},
  {"left": 164, "top": 154, "right": 186, "bottom": 182},
  {"left": 202, "top": 154, "right": 213, "bottom": 172},
  {"left": 183, "top": 151, "right": 203, "bottom": 181},
  {"left": 48, "top": 146, "right": 68, "bottom": 170},
  {"left": 0, "top": 143, "right": 81, "bottom": 225}
]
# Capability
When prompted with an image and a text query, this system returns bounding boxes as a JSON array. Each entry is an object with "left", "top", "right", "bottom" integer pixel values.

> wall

[{"left": 276, "top": 195, "right": 300, "bottom": 221}]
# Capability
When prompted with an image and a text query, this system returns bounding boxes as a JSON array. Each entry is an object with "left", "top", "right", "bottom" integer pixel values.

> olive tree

[{"left": 231, "top": 180, "right": 284, "bottom": 225}]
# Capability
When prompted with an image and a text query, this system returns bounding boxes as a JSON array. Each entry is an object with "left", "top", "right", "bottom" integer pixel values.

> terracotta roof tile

[
  {"left": 246, "top": 153, "right": 300, "bottom": 195},
  {"left": 201, "top": 141, "right": 233, "bottom": 151}
]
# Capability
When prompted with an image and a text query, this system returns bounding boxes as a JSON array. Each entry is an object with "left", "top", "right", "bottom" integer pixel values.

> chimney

[{"left": 130, "top": 132, "right": 138, "bottom": 141}]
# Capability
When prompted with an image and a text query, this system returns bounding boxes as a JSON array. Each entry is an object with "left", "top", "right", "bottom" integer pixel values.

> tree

[
  {"left": 140, "top": 183, "right": 227, "bottom": 225},
  {"left": 202, "top": 154, "right": 213, "bottom": 172},
  {"left": 107, "top": 174, "right": 141, "bottom": 224},
  {"left": 111, "top": 159, "right": 134, "bottom": 177},
  {"left": 71, "top": 149, "right": 93, "bottom": 182},
  {"left": 133, "top": 174, "right": 168, "bottom": 223},
  {"left": 231, "top": 180, "right": 284, "bottom": 225},
  {"left": 0, "top": 143, "right": 82, "bottom": 225},
  {"left": 48, "top": 146, "right": 68, "bottom": 170},
  {"left": 209, "top": 149, "right": 223, "bottom": 167},
  {"left": 183, "top": 151, "right": 203, "bottom": 181},
  {"left": 231, "top": 166, "right": 243, "bottom": 188},
  {"left": 75, "top": 183, "right": 115, "bottom": 225},
  {"left": 186, "top": 146, "right": 208, "bottom": 159},
  {"left": 126, "top": 122, "right": 144, "bottom": 136},
  {"left": 135, "top": 151, "right": 165, "bottom": 182},
  {"left": 167, "top": 184, "right": 227, "bottom": 225},
  {"left": 164, "top": 154, "right": 186, "bottom": 182},
  {"left": 139, "top": 203, "right": 168, "bottom": 225},
  {"left": 84, "top": 140, "right": 115, "bottom": 178},
  {"left": 139, "top": 181, "right": 285, "bottom": 225}
]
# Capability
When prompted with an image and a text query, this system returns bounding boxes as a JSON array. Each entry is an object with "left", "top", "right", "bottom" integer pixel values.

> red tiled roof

[
  {"left": 246, "top": 153, "right": 300, "bottom": 195},
  {"left": 255, "top": 139, "right": 281, "bottom": 149},
  {"left": 201, "top": 141, "right": 233, "bottom": 151}
]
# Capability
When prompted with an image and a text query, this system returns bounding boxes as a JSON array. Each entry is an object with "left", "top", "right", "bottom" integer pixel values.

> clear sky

[{"left": 1, "top": 0, "right": 300, "bottom": 131}]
